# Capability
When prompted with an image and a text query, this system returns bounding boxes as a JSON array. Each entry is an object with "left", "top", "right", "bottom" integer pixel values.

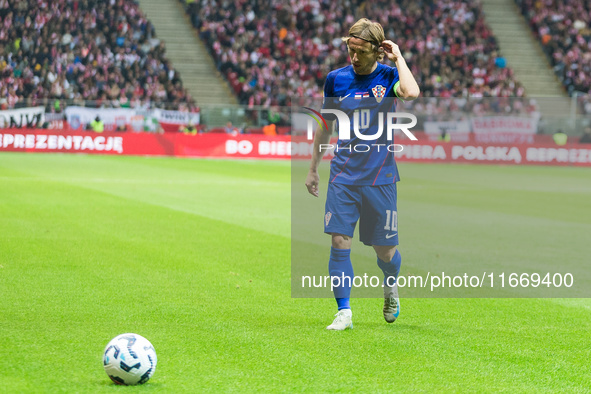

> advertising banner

[
  {"left": 424, "top": 120, "right": 471, "bottom": 134},
  {"left": 471, "top": 116, "right": 538, "bottom": 134},
  {"left": 65, "top": 107, "right": 134, "bottom": 131},
  {"left": 153, "top": 109, "right": 200, "bottom": 128},
  {"left": 0, "top": 107, "right": 45, "bottom": 128},
  {"left": 1, "top": 129, "right": 590, "bottom": 166},
  {"left": 62, "top": 106, "right": 200, "bottom": 132}
]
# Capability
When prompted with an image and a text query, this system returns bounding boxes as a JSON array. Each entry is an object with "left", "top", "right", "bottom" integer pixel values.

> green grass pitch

[{"left": 1, "top": 152, "right": 590, "bottom": 392}]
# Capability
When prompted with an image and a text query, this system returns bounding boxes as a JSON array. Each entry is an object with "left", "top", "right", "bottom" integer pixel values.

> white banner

[
  {"left": 65, "top": 106, "right": 135, "bottom": 131},
  {"left": 44, "top": 113, "right": 64, "bottom": 122},
  {"left": 153, "top": 109, "right": 200, "bottom": 125},
  {"left": 471, "top": 116, "right": 538, "bottom": 134},
  {"left": 424, "top": 120, "right": 471, "bottom": 134},
  {"left": 473, "top": 132, "right": 535, "bottom": 144},
  {"left": 0, "top": 107, "right": 45, "bottom": 128},
  {"left": 65, "top": 107, "right": 200, "bottom": 131},
  {"left": 44, "top": 112, "right": 67, "bottom": 130}
]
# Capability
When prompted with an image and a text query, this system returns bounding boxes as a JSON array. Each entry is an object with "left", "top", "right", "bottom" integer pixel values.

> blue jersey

[{"left": 323, "top": 63, "right": 401, "bottom": 185}]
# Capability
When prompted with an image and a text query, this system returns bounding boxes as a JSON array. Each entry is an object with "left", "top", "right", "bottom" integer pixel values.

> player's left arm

[{"left": 380, "top": 40, "right": 420, "bottom": 101}]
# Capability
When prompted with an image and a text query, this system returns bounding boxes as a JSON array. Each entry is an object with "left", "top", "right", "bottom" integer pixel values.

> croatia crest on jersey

[{"left": 372, "top": 85, "right": 387, "bottom": 103}]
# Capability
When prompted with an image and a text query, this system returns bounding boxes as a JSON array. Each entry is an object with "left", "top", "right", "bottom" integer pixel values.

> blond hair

[{"left": 342, "top": 18, "right": 386, "bottom": 61}]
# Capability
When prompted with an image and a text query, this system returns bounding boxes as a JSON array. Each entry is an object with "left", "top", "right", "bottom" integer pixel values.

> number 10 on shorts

[{"left": 384, "top": 210, "right": 398, "bottom": 231}]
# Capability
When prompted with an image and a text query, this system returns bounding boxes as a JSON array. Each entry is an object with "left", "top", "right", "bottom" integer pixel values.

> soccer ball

[{"left": 103, "top": 333, "right": 157, "bottom": 385}]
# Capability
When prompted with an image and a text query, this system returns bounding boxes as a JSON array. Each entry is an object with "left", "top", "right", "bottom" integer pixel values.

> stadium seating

[
  {"left": 184, "top": 0, "right": 526, "bottom": 106},
  {"left": 516, "top": 0, "right": 591, "bottom": 95},
  {"left": 0, "top": 0, "right": 196, "bottom": 110}
]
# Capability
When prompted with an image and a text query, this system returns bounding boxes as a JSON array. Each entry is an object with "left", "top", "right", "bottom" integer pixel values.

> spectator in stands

[
  {"left": 553, "top": 129, "right": 568, "bottom": 146},
  {"left": 579, "top": 126, "right": 591, "bottom": 144},
  {"left": 267, "top": 107, "right": 282, "bottom": 126},
  {"left": 90, "top": 116, "right": 104, "bottom": 133},
  {"left": 224, "top": 121, "right": 240, "bottom": 135},
  {"left": 186, "top": 0, "right": 526, "bottom": 106},
  {"left": 0, "top": 0, "right": 195, "bottom": 111},
  {"left": 517, "top": 0, "right": 591, "bottom": 95},
  {"left": 438, "top": 129, "right": 451, "bottom": 142},
  {"left": 181, "top": 121, "right": 198, "bottom": 135},
  {"left": 262, "top": 123, "right": 277, "bottom": 136},
  {"left": 266, "top": 106, "right": 289, "bottom": 127}
]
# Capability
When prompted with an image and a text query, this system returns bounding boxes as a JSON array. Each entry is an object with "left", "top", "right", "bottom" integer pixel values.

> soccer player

[{"left": 305, "top": 18, "right": 420, "bottom": 330}]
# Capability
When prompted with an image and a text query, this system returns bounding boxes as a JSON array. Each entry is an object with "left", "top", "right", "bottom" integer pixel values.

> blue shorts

[{"left": 324, "top": 182, "right": 399, "bottom": 246}]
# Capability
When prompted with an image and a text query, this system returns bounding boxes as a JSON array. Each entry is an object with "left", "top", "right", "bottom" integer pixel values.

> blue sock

[
  {"left": 329, "top": 247, "right": 353, "bottom": 310},
  {"left": 377, "top": 249, "right": 401, "bottom": 287}
]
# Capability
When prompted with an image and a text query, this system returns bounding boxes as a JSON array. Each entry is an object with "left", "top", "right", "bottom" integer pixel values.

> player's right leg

[
  {"left": 326, "top": 233, "right": 354, "bottom": 330},
  {"left": 324, "top": 183, "right": 360, "bottom": 330}
]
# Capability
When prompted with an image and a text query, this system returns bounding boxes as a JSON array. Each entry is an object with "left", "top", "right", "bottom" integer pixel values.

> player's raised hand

[
  {"left": 380, "top": 40, "right": 403, "bottom": 63},
  {"left": 305, "top": 170, "right": 320, "bottom": 197}
]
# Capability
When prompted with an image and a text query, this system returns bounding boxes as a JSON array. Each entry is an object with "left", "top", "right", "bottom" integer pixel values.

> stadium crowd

[
  {"left": 517, "top": 0, "right": 591, "bottom": 95},
  {"left": 0, "top": 0, "right": 196, "bottom": 111},
  {"left": 403, "top": 96, "right": 539, "bottom": 120},
  {"left": 185, "top": 0, "right": 525, "bottom": 107}
]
